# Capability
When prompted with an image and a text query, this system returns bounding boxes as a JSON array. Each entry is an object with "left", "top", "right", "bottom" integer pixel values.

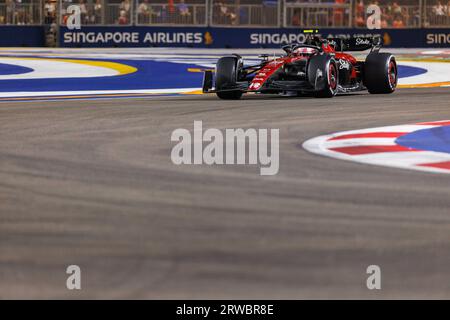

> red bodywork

[{"left": 248, "top": 43, "right": 359, "bottom": 91}]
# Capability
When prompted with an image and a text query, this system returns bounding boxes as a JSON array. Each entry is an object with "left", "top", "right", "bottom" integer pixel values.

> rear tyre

[
  {"left": 364, "top": 53, "right": 397, "bottom": 94},
  {"left": 314, "top": 59, "right": 338, "bottom": 98},
  {"left": 215, "top": 57, "right": 243, "bottom": 100}
]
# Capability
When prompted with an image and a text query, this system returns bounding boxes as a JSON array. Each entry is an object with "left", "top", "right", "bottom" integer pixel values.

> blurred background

[
  {"left": 0, "top": 1, "right": 448, "bottom": 48},
  {"left": 0, "top": 0, "right": 448, "bottom": 28}
]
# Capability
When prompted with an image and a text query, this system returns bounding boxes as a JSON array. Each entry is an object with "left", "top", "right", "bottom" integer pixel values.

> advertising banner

[
  {"left": 0, "top": 26, "right": 45, "bottom": 47},
  {"left": 59, "top": 26, "right": 450, "bottom": 48}
]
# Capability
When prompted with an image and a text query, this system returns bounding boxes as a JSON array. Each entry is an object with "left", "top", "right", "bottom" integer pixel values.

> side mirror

[
  {"left": 373, "top": 35, "right": 382, "bottom": 46},
  {"left": 282, "top": 45, "right": 293, "bottom": 54}
]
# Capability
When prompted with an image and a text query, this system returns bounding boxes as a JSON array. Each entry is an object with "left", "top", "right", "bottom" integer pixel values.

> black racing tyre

[
  {"left": 317, "top": 58, "right": 338, "bottom": 98},
  {"left": 363, "top": 53, "right": 397, "bottom": 94},
  {"left": 215, "top": 56, "right": 243, "bottom": 100},
  {"left": 310, "top": 57, "right": 338, "bottom": 98},
  {"left": 307, "top": 55, "right": 338, "bottom": 98}
]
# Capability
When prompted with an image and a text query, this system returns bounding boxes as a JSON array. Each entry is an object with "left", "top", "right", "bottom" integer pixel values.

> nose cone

[{"left": 249, "top": 60, "right": 284, "bottom": 91}]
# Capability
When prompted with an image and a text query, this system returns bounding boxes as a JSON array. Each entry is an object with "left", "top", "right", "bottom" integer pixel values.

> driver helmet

[{"left": 293, "top": 46, "right": 317, "bottom": 56}]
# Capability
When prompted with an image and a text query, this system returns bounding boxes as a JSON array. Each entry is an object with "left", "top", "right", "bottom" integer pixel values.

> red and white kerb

[{"left": 302, "top": 120, "right": 450, "bottom": 174}]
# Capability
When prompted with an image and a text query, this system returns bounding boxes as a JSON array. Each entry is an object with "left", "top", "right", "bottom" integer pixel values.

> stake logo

[
  {"left": 339, "top": 59, "right": 350, "bottom": 70},
  {"left": 171, "top": 121, "right": 279, "bottom": 175}
]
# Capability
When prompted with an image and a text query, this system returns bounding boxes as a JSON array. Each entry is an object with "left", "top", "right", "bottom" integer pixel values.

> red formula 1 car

[{"left": 202, "top": 35, "right": 397, "bottom": 99}]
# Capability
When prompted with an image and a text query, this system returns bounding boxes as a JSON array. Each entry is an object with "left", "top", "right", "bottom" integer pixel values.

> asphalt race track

[{"left": 1, "top": 87, "right": 450, "bottom": 299}]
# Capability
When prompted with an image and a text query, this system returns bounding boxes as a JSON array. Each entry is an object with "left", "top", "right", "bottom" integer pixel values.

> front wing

[{"left": 202, "top": 70, "right": 315, "bottom": 94}]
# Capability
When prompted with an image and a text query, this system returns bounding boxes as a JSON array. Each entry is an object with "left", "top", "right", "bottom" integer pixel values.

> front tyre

[
  {"left": 364, "top": 53, "right": 397, "bottom": 94},
  {"left": 215, "top": 56, "right": 243, "bottom": 100}
]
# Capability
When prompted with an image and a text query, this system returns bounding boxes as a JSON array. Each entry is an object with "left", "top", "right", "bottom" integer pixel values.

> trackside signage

[
  {"left": 0, "top": 26, "right": 45, "bottom": 46},
  {"left": 59, "top": 27, "right": 450, "bottom": 48},
  {"left": 63, "top": 31, "right": 203, "bottom": 45}
]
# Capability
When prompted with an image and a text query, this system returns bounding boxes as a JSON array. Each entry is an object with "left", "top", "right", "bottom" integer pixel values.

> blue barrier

[
  {"left": 59, "top": 26, "right": 450, "bottom": 48},
  {"left": 0, "top": 26, "right": 45, "bottom": 47},
  {"left": 0, "top": 25, "right": 447, "bottom": 48}
]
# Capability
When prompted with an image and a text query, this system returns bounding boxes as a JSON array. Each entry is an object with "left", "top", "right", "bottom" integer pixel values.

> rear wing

[{"left": 327, "top": 36, "right": 382, "bottom": 52}]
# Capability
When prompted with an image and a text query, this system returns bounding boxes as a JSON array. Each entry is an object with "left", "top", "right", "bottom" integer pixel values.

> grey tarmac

[{"left": 1, "top": 87, "right": 450, "bottom": 298}]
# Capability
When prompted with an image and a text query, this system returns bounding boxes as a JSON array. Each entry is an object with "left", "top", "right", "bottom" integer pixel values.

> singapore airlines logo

[{"left": 204, "top": 32, "right": 214, "bottom": 45}]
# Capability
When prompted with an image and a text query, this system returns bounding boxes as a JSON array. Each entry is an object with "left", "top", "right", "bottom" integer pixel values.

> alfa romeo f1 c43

[{"left": 202, "top": 35, "right": 397, "bottom": 99}]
